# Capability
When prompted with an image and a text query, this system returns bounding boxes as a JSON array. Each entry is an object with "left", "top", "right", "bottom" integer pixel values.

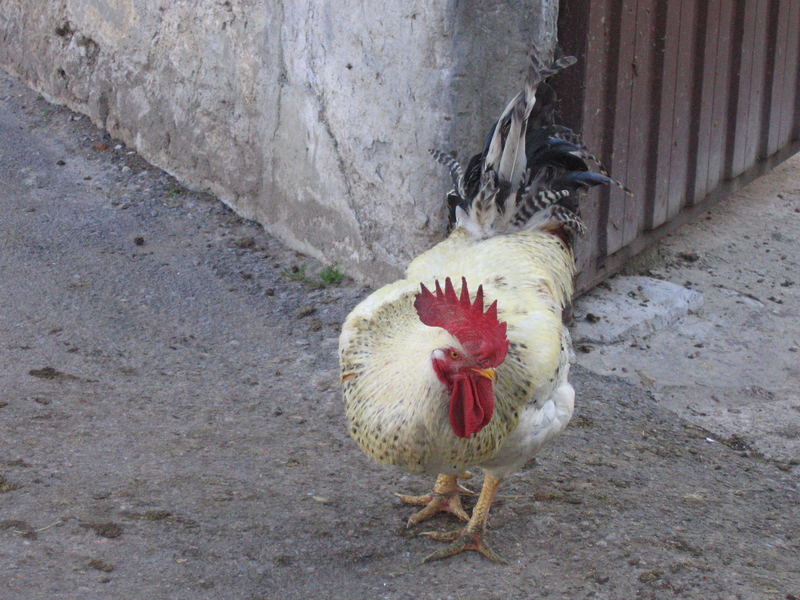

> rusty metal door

[{"left": 554, "top": 0, "right": 800, "bottom": 292}]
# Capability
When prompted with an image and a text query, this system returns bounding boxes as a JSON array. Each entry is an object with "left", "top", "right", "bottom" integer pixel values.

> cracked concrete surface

[{"left": 574, "top": 276, "right": 704, "bottom": 344}]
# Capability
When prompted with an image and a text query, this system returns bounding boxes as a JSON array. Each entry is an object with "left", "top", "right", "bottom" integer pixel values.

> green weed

[{"left": 318, "top": 264, "right": 345, "bottom": 285}]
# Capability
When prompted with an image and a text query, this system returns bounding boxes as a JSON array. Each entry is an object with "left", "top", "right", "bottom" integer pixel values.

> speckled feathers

[{"left": 339, "top": 228, "right": 575, "bottom": 474}]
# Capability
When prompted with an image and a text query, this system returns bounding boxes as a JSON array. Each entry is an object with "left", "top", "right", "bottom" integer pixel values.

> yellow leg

[
  {"left": 396, "top": 473, "right": 473, "bottom": 527},
  {"left": 420, "top": 474, "right": 506, "bottom": 563}
]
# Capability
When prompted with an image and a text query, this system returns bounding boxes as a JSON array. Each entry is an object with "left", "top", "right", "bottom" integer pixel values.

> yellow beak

[{"left": 472, "top": 367, "right": 497, "bottom": 381}]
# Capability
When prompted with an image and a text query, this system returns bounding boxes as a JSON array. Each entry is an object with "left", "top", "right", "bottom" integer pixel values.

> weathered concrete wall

[{"left": 0, "top": 1, "right": 557, "bottom": 284}]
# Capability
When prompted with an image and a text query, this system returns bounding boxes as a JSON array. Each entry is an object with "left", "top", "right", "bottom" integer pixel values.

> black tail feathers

[{"left": 431, "top": 54, "right": 628, "bottom": 244}]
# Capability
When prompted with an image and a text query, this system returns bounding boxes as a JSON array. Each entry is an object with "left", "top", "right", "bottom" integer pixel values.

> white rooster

[{"left": 339, "top": 53, "right": 620, "bottom": 562}]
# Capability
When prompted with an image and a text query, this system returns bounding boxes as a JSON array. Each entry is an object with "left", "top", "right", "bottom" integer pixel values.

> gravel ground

[{"left": 1, "top": 71, "right": 798, "bottom": 600}]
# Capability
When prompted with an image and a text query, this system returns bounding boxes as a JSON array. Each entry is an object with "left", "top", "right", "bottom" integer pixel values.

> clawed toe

[
  {"left": 396, "top": 473, "right": 473, "bottom": 526},
  {"left": 396, "top": 491, "right": 469, "bottom": 526},
  {"left": 421, "top": 527, "right": 506, "bottom": 564}
]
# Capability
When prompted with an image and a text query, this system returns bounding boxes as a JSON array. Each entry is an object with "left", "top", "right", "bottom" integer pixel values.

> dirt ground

[
  {"left": 575, "top": 155, "right": 800, "bottom": 466},
  {"left": 1, "top": 71, "right": 798, "bottom": 600}
]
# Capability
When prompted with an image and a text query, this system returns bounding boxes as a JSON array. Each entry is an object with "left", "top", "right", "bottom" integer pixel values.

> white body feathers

[
  {"left": 339, "top": 227, "right": 576, "bottom": 476},
  {"left": 338, "top": 54, "right": 614, "bottom": 483}
]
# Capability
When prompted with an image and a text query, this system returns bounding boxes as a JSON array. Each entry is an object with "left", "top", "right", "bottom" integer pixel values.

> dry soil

[{"left": 1, "top": 71, "right": 798, "bottom": 600}]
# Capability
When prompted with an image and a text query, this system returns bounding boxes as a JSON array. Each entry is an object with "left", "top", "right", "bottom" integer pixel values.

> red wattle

[{"left": 449, "top": 374, "right": 494, "bottom": 438}]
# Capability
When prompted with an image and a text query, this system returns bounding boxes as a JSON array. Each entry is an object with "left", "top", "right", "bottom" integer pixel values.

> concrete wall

[{"left": 0, "top": 1, "right": 557, "bottom": 284}]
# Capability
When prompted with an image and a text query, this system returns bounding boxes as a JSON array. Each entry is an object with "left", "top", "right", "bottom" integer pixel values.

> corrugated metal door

[{"left": 554, "top": 0, "right": 800, "bottom": 292}]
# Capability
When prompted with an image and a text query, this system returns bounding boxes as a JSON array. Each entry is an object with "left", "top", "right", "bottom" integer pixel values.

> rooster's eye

[{"left": 449, "top": 351, "right": 461, "bottom": 360}]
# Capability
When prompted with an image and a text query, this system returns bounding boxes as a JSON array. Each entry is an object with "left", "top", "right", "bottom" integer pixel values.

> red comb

[{"left": 414, "top": 277, "right": 509, "bottom": 367}]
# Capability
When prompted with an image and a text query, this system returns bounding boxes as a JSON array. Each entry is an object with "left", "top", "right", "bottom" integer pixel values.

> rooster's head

[{"left": 414, "top": 277, "right": 509, "bottom": 438}]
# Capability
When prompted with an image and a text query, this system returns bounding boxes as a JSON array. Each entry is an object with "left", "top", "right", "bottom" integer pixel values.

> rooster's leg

[
  {"left": 396, "top": 473, "right": 473, "bottom": 526},
  {"left": 420, "top": 474, "right": 505, "bottom": 563}
]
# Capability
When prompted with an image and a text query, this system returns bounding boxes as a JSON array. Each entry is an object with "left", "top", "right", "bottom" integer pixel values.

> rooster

[{"left": 339, "top": 53, "right": 620, "bottom": 563}]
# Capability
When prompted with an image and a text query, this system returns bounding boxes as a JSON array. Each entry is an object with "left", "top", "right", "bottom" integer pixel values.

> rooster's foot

[
  {"left": 420, "top": 527, "right": 506, "bottom": 564},
  {"left": 419, "top": 473, "right": 506, "bottom": 563},
  {"left": 396, "top": 473, "right": 473, "bottom": 527}
]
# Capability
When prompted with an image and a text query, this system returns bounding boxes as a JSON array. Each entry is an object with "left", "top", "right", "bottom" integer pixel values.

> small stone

[
  {"left": 294, "top": 305, "right": 316, "bottom": 319},
  {"left": 88, "top": 559, "right": 114, "bottom": 572},
  {"left": 571, "top": 415, "right": 594, "bottom": 428},
  {"left": 0, "top": 475, "right": 19, "bottom": 493},
  {"left": 265, "top": 288, "right": 275, "bottom": 296},
  {"left": 83, "top": 521, "right": 123, "bottom": 538},
  {"left": 142, "top": 510, "right": 171, "bottom": 521},
  {"left": 133, "top": 236, "right": 145, "bottom": 246},
  {"left": 28, "top": 367, "right": 62, "bottom": 379},
  {"left": 638, "top": 570, "right": 663, "bottom": 583},
  {"left": 56, "top": 159, "right": 65, "bottom": 166},
  {"left": 235, "top": 236, "right": 256, "bottom": 249}
]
